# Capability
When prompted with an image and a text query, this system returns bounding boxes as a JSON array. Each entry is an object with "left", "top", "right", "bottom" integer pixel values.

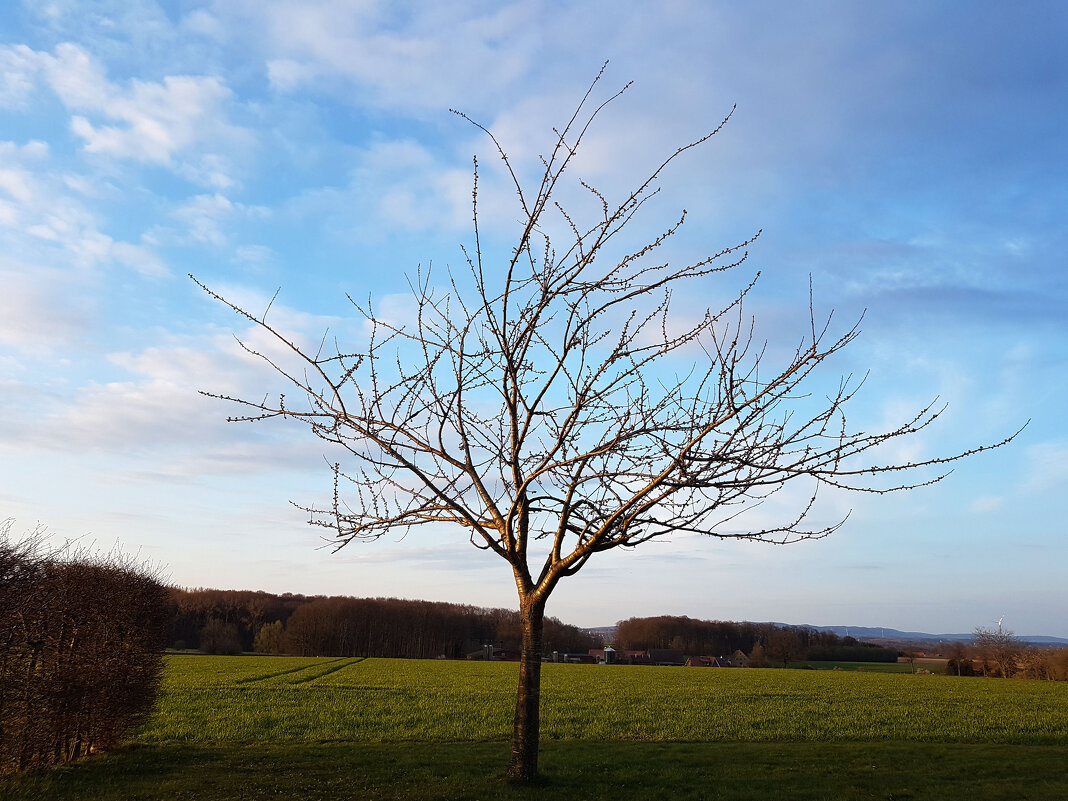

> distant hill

[
  {"left": 583, "top": 622, "right": 1067, "bottom": 647},
  {"left": 804, "top": 625, "right": 1068, "bottom": 646}
]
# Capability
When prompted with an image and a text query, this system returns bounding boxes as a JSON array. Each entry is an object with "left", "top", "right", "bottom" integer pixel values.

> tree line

[
  {"left": 167, "top": 588, "right": 600, "bottom": 659},
  {"left": 943, "top": 628, "right": 1068, "bottom": 680},
  {"left": 0, "top": 522, "right": 168, "bottom": 776},
  {"left": 616, "top": 615, "right": 898, "bottom": 664},
  {"left": 168, "top": 588, "right": 1068, "bottom": 678}
]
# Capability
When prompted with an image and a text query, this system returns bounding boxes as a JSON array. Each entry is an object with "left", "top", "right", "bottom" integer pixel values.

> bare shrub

[{"left": 0, "top": 520, "right": 168, "bottom": 776}]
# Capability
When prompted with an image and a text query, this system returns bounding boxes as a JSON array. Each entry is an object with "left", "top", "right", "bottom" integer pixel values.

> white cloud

[
  {"left": 0, "top": 168, "right": 37, "bottom": 205},
  {"left": 177, "top": 153, "right": 236, "bottom": 190},
  {"left": 221, "top": 0, "right": 538, "bottom": 111},
  {"left": 361, "top": 292, "right": 419, "bottom": 336},
  {"left": 285, "top": 138, "right": 472, "bottom": 239},
  {"left": 0, "top": 44, "right": 42, "bottom": 108},
  {"left": 364, "top": 142, "right": 471, "bottom": 231},
  {"left": 0, "top": 202, "right": 19, "bottom": 227},
  {"left": 0, "top": 42, "right": 250, "bottom": 185},
  {"left": 24, "top": 0, "right": 174, "bottom": 47},
  {"left": 1021, "top": 441, "right": 1068, "bottom": 495},
  {"left": 66, "top": 72, "right": 236, "bottom": 165},
  {"left": 172, "top": 193, "right": 235, "bottom": 246},
  {"left": 0, "top": 265, "right": 95, "bottom": 352},
  {"left": 167, "top": 193, "right": 270, "bottom": 247},
  {"left": 195, "top": 281, "right": 347, "bottom": 342},
  {"left": 181, "top": 9, "right": 226, "bottom": 40},
  {"left": 266, "top": 58, "right": 318, "bottom": 92},
  {"left": 0, "top": 139, "right": 167, "bottom": 277},
  {"left": 3, "top": 317, "right": 343, "bottom": 478},
  {"left": 0, "top": 141, "right": 50, "bottom": 194},
  {"left": 969, "top": 496, "right": 1004, "bottom": 514},
  {"left": 110, "top": 241, "right": 167, "bottom": 276},
  {"left": 232, "top": 244, "right": 276, "bottom": 269}
]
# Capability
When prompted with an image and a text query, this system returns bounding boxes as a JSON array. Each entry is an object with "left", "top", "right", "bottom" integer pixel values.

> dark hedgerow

[{"left": 0, "top": 520, "right": 169, "bottom": 776}]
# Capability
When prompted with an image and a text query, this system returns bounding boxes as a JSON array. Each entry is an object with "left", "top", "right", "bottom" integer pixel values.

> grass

[
  {"left": 4, "top": 655, "right": 1067, "bottom": 800},
  {"left": 6, "top": 742, "right": 1068, "bottom": 801},
  {"left": 140, "top": 655, "right": 1068, "bottom": 745},
  {"left": 789, "top": 660, "right": 917, "bottom": 673}
]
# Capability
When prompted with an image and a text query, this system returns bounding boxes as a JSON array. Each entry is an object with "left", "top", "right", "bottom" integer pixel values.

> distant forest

[
  {"left": 167, "top": 588, "right": 600, "bottom": 659},
  {"left": 616, "top": 615, "right": 898, "bottom": 663},
  {"left": 166, "top": 589, "right": 898, "bottom": 662}
]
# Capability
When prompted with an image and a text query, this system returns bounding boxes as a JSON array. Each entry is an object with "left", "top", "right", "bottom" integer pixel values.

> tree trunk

[{"left": 506, "top": 598, "right": 545, "bottom": 781}]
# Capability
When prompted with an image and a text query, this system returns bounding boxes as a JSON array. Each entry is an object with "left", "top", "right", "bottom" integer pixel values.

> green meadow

[
  {"left": 142, "top": 655, "right": 1066, "bottom": 744},
  {"left": 5, "top": 655, "right": 1067, "bottom": 800}
]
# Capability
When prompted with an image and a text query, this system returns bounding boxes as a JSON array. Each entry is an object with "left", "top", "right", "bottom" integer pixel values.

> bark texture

[{"left": 506, "top": 600, "right": 544, "bottom": 781}]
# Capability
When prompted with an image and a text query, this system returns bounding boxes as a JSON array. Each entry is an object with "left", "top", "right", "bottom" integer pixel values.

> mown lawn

[{"left": 3, "top": 655, "right": 1067, "bottom": 800}]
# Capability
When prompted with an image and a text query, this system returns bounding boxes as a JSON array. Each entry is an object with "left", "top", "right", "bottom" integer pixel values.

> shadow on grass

[{"left": 4, "top": 741, "right": 1067, "bottom": 801}]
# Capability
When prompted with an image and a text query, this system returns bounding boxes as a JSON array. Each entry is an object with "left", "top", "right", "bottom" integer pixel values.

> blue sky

[{"left": 1, "top": 1, "right": 1065, "bottom": 637}]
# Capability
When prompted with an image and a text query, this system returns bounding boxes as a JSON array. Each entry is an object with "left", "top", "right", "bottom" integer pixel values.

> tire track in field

[
  {"left": 288, "top": 656, "right": 366, "bottom": 685},
  {"left": 235, "top": 658, "right": 347, "bottom": 685}
]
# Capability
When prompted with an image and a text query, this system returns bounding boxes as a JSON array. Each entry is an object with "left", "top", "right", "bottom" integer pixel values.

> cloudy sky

[{"left": 2, "top": 1, "right": 1065, "bottom": 637}]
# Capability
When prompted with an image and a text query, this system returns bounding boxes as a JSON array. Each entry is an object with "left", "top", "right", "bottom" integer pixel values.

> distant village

[{"left": 469, "top": 645, "right": 750, "bottom": 668}]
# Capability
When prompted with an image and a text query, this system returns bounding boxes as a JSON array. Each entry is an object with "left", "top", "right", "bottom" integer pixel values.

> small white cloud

[
  {"left": 0, "top": 44, "right": 44, "bottom": 108},
  {"left": 1021, "top": 441, "right": 1068, "bottom": 495},
  {"left": 297, "top": 139, "right": 472, "bottom": 236},
  {"left": 6, "top": 140, "right": 50, "bottom": 160},
  {"left": 181, "top": 9, "right": 226, "bottom": 40},
  {"left": 173, "top": 193, "right": 234, "bottom": 246},
  {"left": 170, "top": 193, "right": 270, "bottom": 247},
  {"left": 177, "top": 153, "right": 237, "bottom": 190},
  {"left": 233, "top": 244, "right": 276, "bottom": 267},
  {"left": 61, "top": 173, "right": 99, "bottom": 196},
  {"left": 266, "top": 59, "right": 319, "bottom": 92},
  {"left": 0, "top": 201, "right": 17, "bottom": 226},
  {"left": 0, "top": 168, "right": 37, "bottom": 204},
  {"left": 111, "top": 241, "right": 168, "bottom": 277},
  {"left": 969, "top": 496, "right": 1004, "bottom": 514},
  {"left": 26, "top": 223, "right": 60, "bottom": 241},
  {"left": 196, "top": 281, "right": 342, "bottom": 340},
  {"left": 363, "top": 292, "right": 420, "bottom": 335},
  {"left": 42, "top": 42, "right": 110, "bottom": 110},
  {"left": 0, "top": 265, "right": 95, "bottom": 353}
]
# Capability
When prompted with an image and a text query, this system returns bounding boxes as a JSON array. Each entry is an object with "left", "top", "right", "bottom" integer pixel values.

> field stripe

[
  {"left": 287, "top": 657, "right": 366, "bottom": 685},
  {"left": 235, "top": 657, "right": 347, "bottom": 685}
]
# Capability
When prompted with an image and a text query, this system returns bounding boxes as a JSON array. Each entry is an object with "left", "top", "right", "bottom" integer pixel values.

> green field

[
  {"left": 139, "top": 654, "right": 1067, "bottom": 745},
  {"left": 789, "top": 660, "right": 919, "bottom": 673},
  {"left": 5, "top": 655, "right": 1068, "bottom": 800}
]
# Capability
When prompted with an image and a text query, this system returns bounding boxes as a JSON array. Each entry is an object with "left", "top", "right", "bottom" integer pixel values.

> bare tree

[
  {"left": 974, "top": 624, "right": 1025, "bottom": 678},
  {"left": 193, "top": 68, "right": 1016, "bottom": 781},
  {"left": 945, "top": 640, "right": 971, "bottom": 676},
  {"left": 764, "top": 626, "right": 804, "bottom": 668}
]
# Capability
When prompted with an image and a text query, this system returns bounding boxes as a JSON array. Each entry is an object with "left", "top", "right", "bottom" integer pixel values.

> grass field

[
  {"left": 790, "top": 659, "right": 919, "bottom": 673},
  {"left": 138, "top": 654, "right": 1068, "bottom": 745},
  {"left": 4, "top": 655, "right": 1067, "bottom": 800}
]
